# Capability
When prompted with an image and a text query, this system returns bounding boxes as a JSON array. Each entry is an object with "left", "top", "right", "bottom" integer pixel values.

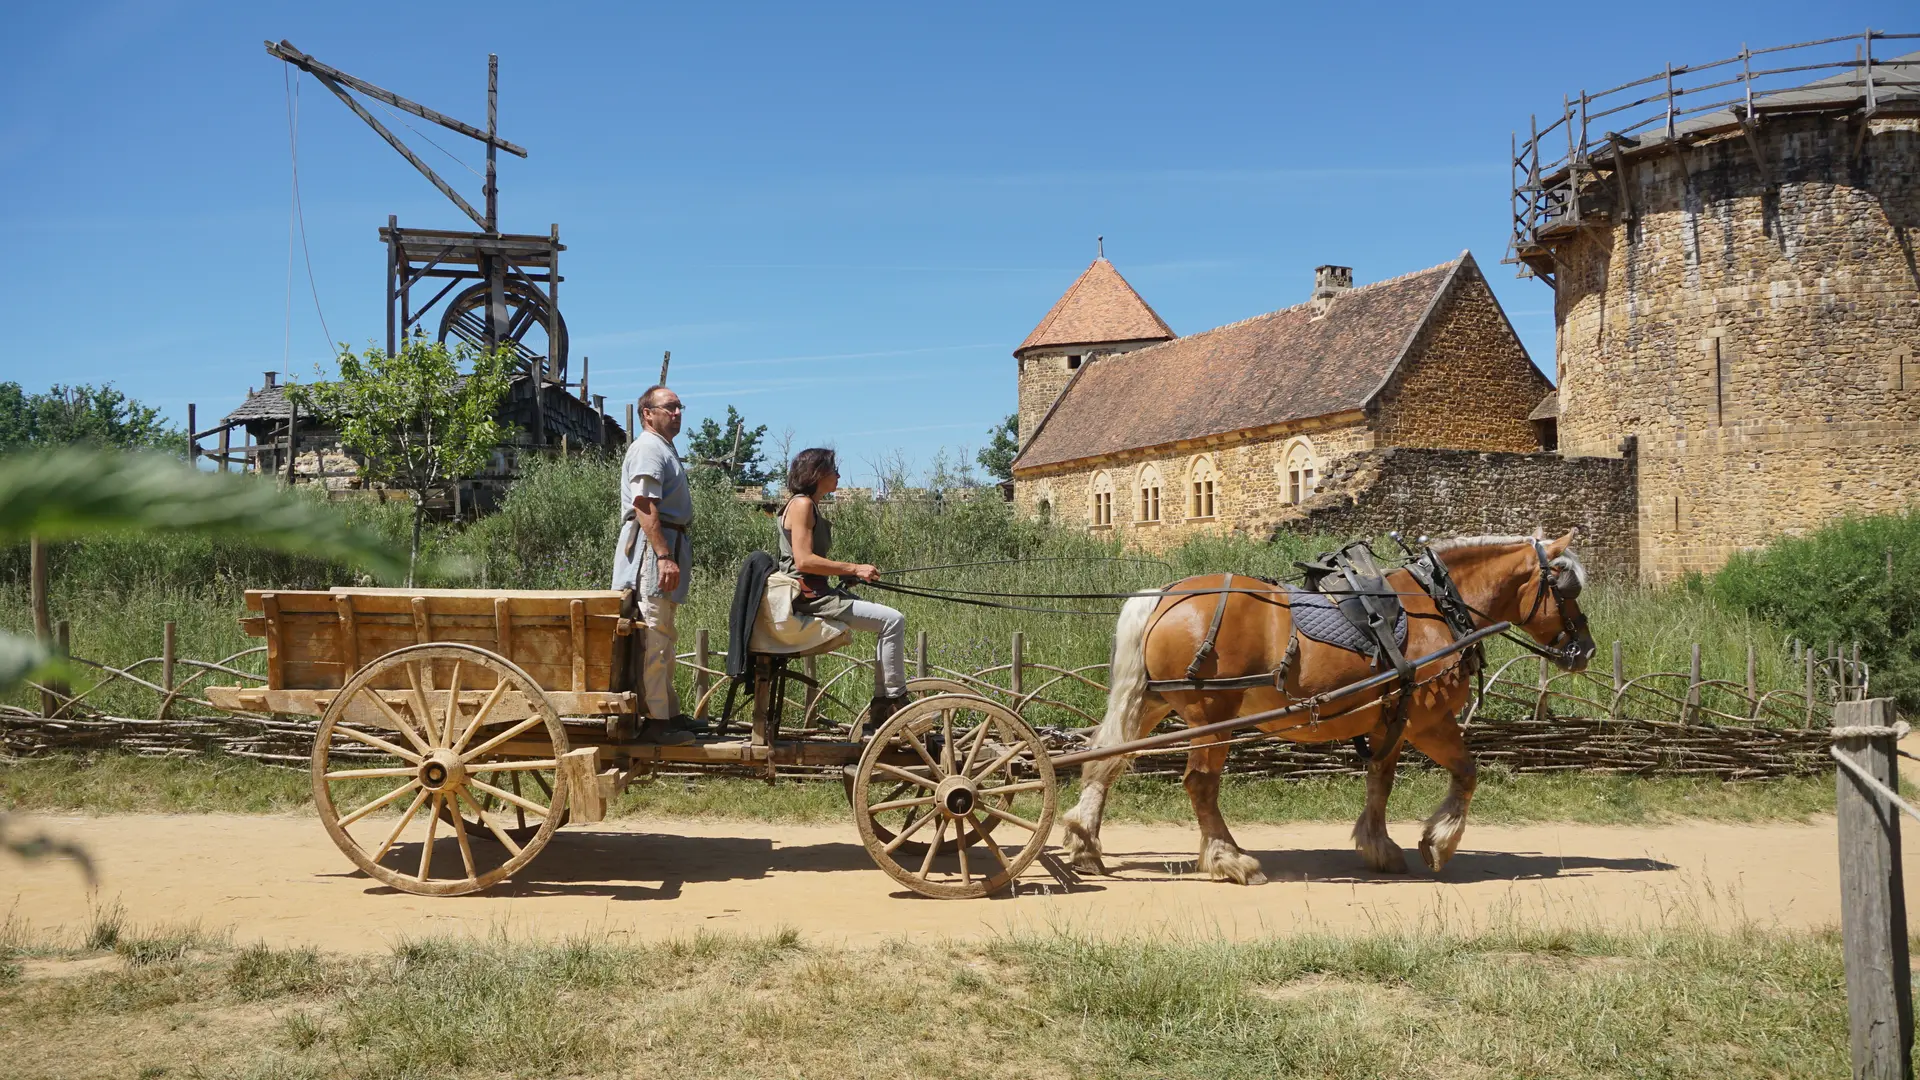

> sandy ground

[{"left": 7, "top": 811, "right": 1912, "bottom": 953}]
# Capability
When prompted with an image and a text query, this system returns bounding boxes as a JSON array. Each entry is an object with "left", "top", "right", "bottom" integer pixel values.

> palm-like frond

[{"left": 0, "top": 449, "right": 407, "bottom": 581}]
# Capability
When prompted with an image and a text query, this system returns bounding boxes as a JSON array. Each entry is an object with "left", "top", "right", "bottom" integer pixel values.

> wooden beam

[
  {"left": 306, "top": 68, "right": 488, "bottom": 230},
  {"left": 334, "top": 593, "right": 359, "bottom": 674},
  {"left": 261, "top": 592, "right": 284, "bottom": 689},
  {"left": 266, "top": 40, "right": 528, "bottom": 156}
]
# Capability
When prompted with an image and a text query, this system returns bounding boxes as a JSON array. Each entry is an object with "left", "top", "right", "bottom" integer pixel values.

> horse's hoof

[
  {"left": 1358, "top": 842, "right": 1408, "bottom": 874},
  {"left": 1069, "top": 855, "right": 1108, "bottom": 876}
]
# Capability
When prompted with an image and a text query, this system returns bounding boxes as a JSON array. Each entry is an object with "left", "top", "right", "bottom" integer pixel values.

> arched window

[
  {"left": 1280, "top": 438, "right": 1318, "bottom": 505},
  {"left": 1088, "top": 471, "right": 1114, "bottom": 527},
  {"left": 1187, "top": 456, "right": 1217, "bottom": 519},
  {"left": 1137, "top": 464, "right": 1164, "bottom": 523}
]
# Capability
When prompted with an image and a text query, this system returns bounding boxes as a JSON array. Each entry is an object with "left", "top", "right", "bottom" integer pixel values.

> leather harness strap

[{"left": 1183, "top": 573, "right": 1234, "bottom": 682}]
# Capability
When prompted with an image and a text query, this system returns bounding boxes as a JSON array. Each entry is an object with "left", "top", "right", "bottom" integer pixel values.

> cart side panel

[{"left": 244, "top": 589, "right": 625, "bottom": 697}]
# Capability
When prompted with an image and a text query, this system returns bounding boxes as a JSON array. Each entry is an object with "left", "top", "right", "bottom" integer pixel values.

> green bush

[{"left": 1706, "top": 508, "right": 1918, "bottom": 709}]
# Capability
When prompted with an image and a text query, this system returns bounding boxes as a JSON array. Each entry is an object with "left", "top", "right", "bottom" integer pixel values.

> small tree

[
  {"left": 291, "top": 337, "right": 514, "bottom": 583},
  {"left": 686, "top": 405, "right": 771, "bottom": 490},
  {"left": 977, "top": 413, "right": 1018, "bottom": 483},
  {"left": 0, "top": 382, "right": 178, "bottom": 453}
]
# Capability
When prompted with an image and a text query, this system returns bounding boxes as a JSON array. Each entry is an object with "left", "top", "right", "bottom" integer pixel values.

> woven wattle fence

[{"left": 0, "top": 632, "right": 1861, "bottom": 780}]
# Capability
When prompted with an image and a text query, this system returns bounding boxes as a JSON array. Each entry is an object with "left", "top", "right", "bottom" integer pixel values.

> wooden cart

[{"left": 206, "top": 587, "right": 1059, "bottom": 899}]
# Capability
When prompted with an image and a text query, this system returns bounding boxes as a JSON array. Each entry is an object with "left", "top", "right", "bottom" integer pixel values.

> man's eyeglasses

[{"left": 645, "top": 402, "right": 685, "bottom": 413}]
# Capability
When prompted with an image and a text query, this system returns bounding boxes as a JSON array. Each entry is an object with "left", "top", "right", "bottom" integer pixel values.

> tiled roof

[
  {"left": 1015, "top": 258, "right": 1175, "bottom": 356},
  {"left": 1528, "top": 390, "right": 1560, "bottom": 421},
  {"left": 1013, "top": 255, "right": 1471, "bottom": 472},
  {"left": 223, "top": 385, "right": 294, "bottom": 423}
]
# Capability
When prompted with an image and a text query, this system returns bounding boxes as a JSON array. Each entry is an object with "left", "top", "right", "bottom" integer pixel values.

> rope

[
  {"left": 1830, "top": 747, "right": 1920, "bottom": 826},
  {"left": 284, "top": 70, "right": 334, "bottom": 355},
  {"left": 1831, "top": 720, "right": 1911, "bottom": 740}
]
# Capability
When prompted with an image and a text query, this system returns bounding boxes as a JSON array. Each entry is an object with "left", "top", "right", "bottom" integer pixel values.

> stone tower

[
  {"left": 1014, "top": 256, "right": 1174, "bottom": 447},
  {"left": 1511, "top": 36, "right": 1920, "bottom": 581}
]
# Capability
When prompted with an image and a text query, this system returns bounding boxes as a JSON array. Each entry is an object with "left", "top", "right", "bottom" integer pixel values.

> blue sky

[{"left": 1, "top": 1, "right": 1903, "bottom": 484}]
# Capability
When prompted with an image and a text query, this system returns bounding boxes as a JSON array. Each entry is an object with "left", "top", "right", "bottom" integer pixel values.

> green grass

[
  {"left": 2, "top": 451, "right": 1835, "bottom": 724},
  {"left": 0, "top": 751, "right": 1839, "bottom": 825},
  {"left": 0, "top": 920, "right": 1887, "bottom": 1078}
]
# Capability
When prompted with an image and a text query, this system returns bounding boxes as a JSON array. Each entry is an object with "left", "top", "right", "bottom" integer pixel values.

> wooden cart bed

[{"left": 205, "top": 587, "right": 638, "bottom": 719}]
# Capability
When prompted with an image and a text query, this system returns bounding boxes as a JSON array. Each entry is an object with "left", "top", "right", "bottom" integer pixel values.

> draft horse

[{"left": 1059, "top": 532, "right": 1596, "bottom": 883}]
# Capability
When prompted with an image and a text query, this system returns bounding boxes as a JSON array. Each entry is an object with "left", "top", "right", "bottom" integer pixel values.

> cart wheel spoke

[
  {"left": 919, "top": 817, "right": 947, "bottom": 877},
  {"left": 869, "top": 761, "right": 937, "bottom": 789},
  {"left": 374, "top": 788, "right": 431, "bottom": 863},
  {"left": 450, "top": 799, "right": 478, "bottom": 880},
  {"left": 337, "top": 779, "right": 420, "bottom": 829},
  {"left": 335, "top": 723, "right": 422, "bottom": 764},
  {"left": 442, "top": 661, "right": 464, "bottom": 749},
  {"left": 418, "top": 794, "right": 441, "bottom": 879},
  {"left": 406, "top": 661, "right": 439, "bottom": 748},
  {"left": 869, "top": 794, "right": 937, "bottom": 815},
  {"left": 969, "top": 812, "right": 1014, "bottom": 873}
]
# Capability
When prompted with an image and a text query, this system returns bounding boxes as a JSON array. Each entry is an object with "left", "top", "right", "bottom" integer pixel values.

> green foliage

[
  {"left": 976, "top": 412, "right": 1018, "bottom": 483},
  {"left": 685, "top": 405, "right": 771, "bottom": 489},
  {"left": 0, "top": 382, "right": 178, "bottom": 453},
  {"left": 290, "top": 337, "right": 514, "bottom": 581},
  {"left": 1706, "top": 508, "right": 1919, "bottom": 709},
  {"left": 449, "top": 453, "right": 621, "bottom": 589}
]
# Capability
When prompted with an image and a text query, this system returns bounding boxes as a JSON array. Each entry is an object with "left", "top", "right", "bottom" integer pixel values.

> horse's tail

[{"left": 1089, "top": 591, "right": 1160, "bottom": 755}]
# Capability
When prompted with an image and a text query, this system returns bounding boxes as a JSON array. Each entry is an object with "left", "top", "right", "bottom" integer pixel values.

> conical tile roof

[{"left": 1015, "top": 258, "right": 1175, "bottom": 357}]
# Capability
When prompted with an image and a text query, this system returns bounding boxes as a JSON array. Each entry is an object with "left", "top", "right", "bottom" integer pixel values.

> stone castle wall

[
  {"left": 1371, "top": 262, "right": 1551, "bottom": 453},
  {"left": 1272, "top": 447, "right": 1640, "bottom": 578},
  {"left": 1551, "top": 114, "right": 1920, "bottom": 580}
]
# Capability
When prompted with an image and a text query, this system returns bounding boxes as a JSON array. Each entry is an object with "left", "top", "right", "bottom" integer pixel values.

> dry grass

[{"left": 0, "top": 916, "right": 1880, "bottom": 1079}]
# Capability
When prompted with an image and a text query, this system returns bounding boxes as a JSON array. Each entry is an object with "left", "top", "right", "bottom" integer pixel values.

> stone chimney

[
  {"left": 263, "top": 371, "right": 278, "bottom": 389},
  {"left": 1310, "top": 265, "right": 1352, "bottom": 317}
]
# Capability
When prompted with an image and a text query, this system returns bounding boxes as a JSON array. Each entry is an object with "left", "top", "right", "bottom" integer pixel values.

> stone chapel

[{"left": 1009, "top": 252, "right": 1558, "bottom": 547}]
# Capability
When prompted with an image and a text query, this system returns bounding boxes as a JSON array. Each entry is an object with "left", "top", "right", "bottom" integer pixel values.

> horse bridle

[{"left": 1521, "top": 539, "right": 1592, "bottom": 665}]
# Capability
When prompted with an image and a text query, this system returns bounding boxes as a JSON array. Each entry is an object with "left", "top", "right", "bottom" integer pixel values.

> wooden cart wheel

[
  {"left": 841, "top": 678, "right": 1006, "bottom": 857},
  {"left": 850, "top": 693, "right": 1056, "bottom": 899},
  {"left": 312, "top": 643, "right": 570, "bottom": 896},
  {"left": 438, "top": 756, "right": 570, "bottom": 845}
]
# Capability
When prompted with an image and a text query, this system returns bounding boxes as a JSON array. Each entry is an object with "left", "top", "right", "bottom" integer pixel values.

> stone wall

[
  {"left": 1548, "top": 114, "right": 1920, "bottom": 580},
  {"left": 1371, "top": 260, "right": 1552, "bottom": 453},
  {"left": 1270, "top": 447, "right": 1640, "bottom": 578},
  {"left": 1012, "top": 419, "right": 1373, "bottom": 549}
]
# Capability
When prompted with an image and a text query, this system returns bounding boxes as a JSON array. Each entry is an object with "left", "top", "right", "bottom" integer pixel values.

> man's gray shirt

[{"left": 610, "top": 429, "right": 693, "bottom": 603}]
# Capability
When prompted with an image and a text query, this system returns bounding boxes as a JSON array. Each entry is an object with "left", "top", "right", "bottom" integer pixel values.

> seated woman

[{"left": 778, "top": 448, "right": 910, "bottom": 734}]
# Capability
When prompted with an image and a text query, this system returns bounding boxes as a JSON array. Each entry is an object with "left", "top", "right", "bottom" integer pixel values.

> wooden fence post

[
  {"left": 186, "top": 403, "right": 198, "bottom": 467},
  {"left": 1832, "top": 697, "right": 1914, "bottom": 1079},
  {"left": 694, "top": 628, "right": 711, "bottom": 718},
  {"left": 51, "top": 619, "right": 70, "bottom": 714},
  {"left": 1683, "top": 643, "right": 1701, "bottom": 725},
  {"left": 1806, "top": 647, "right": 1817, "bottom": 728},
  {"left": 160, "top": 621, "right": 176, "bottom": 721},
  {"left": 1611, "top": 639, "right": 1624, "bottom": 691},
  {"left": 916, "top": 630, "right": 928, "bottom": 679},
  {"left": 1010, "top": 631, "right": 1024, "bottom": 697},
  {"left": 30, "top": 536, "right": 52, "bottom": 717},
  {"left": 803, "top": 655, "right": 819, "bottom": 718},
  {"left": 1534, "top": 654, "right": 1550, "bottom": 721},
  {"left": 1746, "top": 642, "right": 1757, "bottom": 701}
]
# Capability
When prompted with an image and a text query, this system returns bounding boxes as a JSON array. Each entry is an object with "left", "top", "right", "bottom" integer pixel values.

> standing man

[{"left": 613, "top": 384, "right": 698, "bottom": 744}]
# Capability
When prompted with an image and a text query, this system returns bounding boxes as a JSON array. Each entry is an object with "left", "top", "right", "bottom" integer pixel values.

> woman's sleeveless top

[{"left": 777, "top": 499, "right": 855, "bottom": 618}]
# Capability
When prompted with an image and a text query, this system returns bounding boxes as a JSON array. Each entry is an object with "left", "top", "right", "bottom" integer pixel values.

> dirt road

[{"left": 6, "top": 812, "right": 1906, "bottom": 952}]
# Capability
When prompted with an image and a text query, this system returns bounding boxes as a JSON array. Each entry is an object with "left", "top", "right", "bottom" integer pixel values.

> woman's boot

[{"left": 861, "top": 692, "right": 912, "bottom": 739}]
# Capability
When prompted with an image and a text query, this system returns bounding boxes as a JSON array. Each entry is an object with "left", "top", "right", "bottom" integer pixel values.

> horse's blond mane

[{"left": 1428, "top": 533, "right": 1587, "bottom": 588}]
